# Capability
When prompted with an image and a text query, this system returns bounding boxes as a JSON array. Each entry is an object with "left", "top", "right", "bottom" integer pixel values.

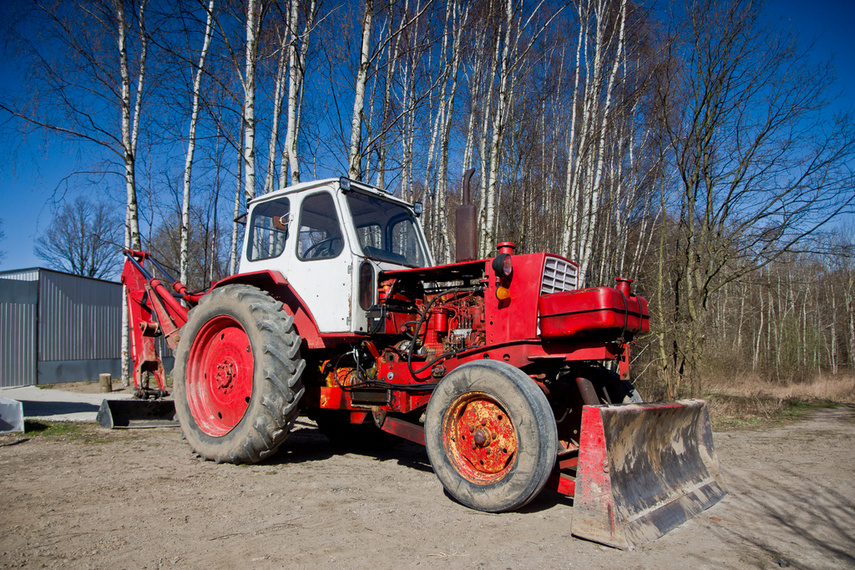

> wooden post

[{"left": 99, "top": 373, "right": 112, "bottom": 393}]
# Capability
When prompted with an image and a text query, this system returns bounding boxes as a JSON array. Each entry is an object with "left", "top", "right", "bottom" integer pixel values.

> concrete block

[{"left": 0, "top": 398, "right": 24, "bottom": 433}]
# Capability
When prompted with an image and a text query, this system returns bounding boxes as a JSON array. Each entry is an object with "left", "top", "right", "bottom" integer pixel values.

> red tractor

[{"left": 115, "top": 172, "right": 725, "bottom": 549}]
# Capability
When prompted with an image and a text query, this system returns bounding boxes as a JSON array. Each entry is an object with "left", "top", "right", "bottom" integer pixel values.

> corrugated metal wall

[
  {"left": 1, "top": 268, "right": 175, "bottom": 386},
  {"left": 38, "top": 271, "right": 122, "bottom": 361},
  {"left": 0, "top": 278, "right": 38, "bottom": 387},
  {"left": 36, "top": 270, "right": 125, "bottom": 384}
]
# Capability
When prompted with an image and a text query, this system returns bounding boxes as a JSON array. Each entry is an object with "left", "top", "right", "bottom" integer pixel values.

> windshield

[{"left": 346, "top": 191, "right": 428, "bottom": 268}]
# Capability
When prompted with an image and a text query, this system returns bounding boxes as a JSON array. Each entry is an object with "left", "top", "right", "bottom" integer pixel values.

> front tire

[
  {"left": 424, "top": 360, "right": 558, "bottom": 512},
  {"left": 173, "top": 285, "right": 305, "bottom": 464}
]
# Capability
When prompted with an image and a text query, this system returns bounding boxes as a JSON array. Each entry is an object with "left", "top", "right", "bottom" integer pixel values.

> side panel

[
  {"left": 286, "top": 255, "right": 354, "bottom": 333},
  {"left": 484, "top": 253, "right": 547, "bottom": 344}
]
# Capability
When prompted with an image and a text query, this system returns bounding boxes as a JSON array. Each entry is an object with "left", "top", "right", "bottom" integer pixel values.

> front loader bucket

[
  {"left": 571, "top": 399, "right": 726, "bottom": 550},
  {"left": 96, "top": 399, "right": 178, "bottom": 429}
]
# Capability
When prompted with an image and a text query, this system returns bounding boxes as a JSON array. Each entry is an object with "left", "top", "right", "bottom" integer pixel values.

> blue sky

[{"left": 0, "top": 0, "right": 853, "bottom": 274}]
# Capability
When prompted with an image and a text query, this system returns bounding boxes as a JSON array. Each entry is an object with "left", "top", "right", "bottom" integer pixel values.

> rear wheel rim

[
  {"left": 186, "top": 316, "right": 253, "bottom": 436},
  {"left": 442, "top": 392, "right": 518, "bottom": 484}
]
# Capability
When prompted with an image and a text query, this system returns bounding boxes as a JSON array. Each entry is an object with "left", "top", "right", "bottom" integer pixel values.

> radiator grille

[{"left": 541, "top": 256, "right": 578, "bottom": 295}]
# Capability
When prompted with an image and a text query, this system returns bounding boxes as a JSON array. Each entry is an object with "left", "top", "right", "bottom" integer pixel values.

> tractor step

[
  {"left": 571, "top": 399, "right": 726, "bottom": 550},
  {"left": 96, "top": 399, "right": 179, "bottom": 429}
]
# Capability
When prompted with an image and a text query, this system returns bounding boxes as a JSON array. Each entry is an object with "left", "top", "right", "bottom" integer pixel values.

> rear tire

[
  {"left": 424, "top": 360, "right": 558, "bottom": 512},
  {"left": 173, "top": 285, "right": 305, "bottom": 464}
]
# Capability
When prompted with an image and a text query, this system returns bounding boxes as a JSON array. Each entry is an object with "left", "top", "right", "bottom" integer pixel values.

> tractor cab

[{"left": 240, "top": 178, "right": 432, "bottom": 334}]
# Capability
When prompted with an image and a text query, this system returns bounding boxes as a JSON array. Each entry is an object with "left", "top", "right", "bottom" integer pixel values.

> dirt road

[{"left": 1, "top": 407, "right": 853, "bottom": 569}]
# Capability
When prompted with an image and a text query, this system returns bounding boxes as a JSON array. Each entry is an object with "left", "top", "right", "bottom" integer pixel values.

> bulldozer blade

[
  {"left": 96, "top": 399, "right": 179, "bottom": 429},
  {"left": 571, "top": 399, "right": 726, "bottom": 550}
]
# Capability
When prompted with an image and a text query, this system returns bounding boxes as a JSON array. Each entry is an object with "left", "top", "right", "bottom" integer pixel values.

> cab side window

[
  {"left": 247, "top": 198, "right": 290, "bottom": 261},
  {"left": 297, "top": 192, "right": 344, "bottom": 260}
]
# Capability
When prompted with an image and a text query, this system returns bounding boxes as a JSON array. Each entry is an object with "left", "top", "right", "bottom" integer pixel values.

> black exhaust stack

[{"left": 456, "top": 169, "right": 478, "bottom": 262}]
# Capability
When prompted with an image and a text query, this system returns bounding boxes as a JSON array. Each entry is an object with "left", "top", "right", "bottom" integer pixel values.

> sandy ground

[{"left": 0, "top": 406, "right": 853, "bottom": 569}]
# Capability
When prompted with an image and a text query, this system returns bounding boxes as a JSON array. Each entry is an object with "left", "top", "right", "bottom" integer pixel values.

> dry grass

[
  {"left": 707, "top": 372, "right": 855, "bottom": 403},
  {"left": 701, "top": 372, "right": 855, "bottom": 430}
]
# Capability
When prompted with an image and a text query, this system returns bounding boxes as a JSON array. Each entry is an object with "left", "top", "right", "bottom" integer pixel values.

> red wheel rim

[
  {"left": 442, "top": 392, "right": 517, "bottom": 483},
  {"left": 185, "top": 316, "right": 253, "bottom": 436}
]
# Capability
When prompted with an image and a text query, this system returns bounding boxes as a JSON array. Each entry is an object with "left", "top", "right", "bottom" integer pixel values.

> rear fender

[{"left": 211, "top": 270, "right": 324, "bottom": 348}]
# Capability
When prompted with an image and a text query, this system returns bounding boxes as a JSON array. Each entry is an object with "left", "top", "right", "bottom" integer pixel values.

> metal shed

[{"left": 0, "top": 268, "right": 123, "bottom": 387}]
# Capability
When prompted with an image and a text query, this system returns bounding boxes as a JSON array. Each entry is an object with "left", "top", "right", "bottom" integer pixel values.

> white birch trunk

[
  {"left": 243, "top": 0, "right": 259, "bottom": 200},
  {"left": 278, "top": 0, "right": 316, "bottom": 186},
  {"left": 577, "top": 0, "right": 625, "bottom": 282},
  {"left": 482, "top": 0, "right": 521, "bottom": 256},
  {"left": 476, "top": 22, "right": 502, "bottom": 256},
  {"left": 180, "top": 0, "right": 215, "bottom": 284},
  {"left": 560, "top": 1, "right": 587, "bottom": 258},
  {"left": 348, "top": 0, "right": 375, "bottom": 180},
  {"left": 461, "top": 23, "right": 488, "bottom": 174},
  {"left": 753, "top": 282, "right": 764, "bottom": 371},
  {"left": 117, "top": 0, "right": 147, "bottom": 384},
  {"left": 848, "top": 269, "right": 855, "bottom": 371},
  {"left": 435, "top": 0, "right": 467, "bottom": 263},
  {"left": 285, "top": 0, "right": 306, "bottom": 184},
  {"left": 264, "top": 25, "right": 289, "bottom": 194},
  {"left": 229, "top": 121, "right": 244, "bottom": 275},
  {"left": 830, "top": 288, "right": 838, "bottom": 374},
  {"left": 376, "top": 22, "right": 393, "bottom": 190}
]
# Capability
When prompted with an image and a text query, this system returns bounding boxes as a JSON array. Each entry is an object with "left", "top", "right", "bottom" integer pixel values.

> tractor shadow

[
  {"left": 263, "top": 419, "right": 573, "bottom": 514},
  {"left": 684, "top": 408, "right": 855, "bottom": 568},
  {"left": 260, "top": 419, "right": 432, "bottom": 472}
]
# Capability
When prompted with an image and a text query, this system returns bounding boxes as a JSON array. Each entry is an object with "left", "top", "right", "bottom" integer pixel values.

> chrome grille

[{"left": 541, "top": 256, "right": 578, "bottom": 295}]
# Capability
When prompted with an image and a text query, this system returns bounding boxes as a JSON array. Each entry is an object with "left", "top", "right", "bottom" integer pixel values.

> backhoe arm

[{"left": 121, "top": 250, "right": 197, "bottom": 398}]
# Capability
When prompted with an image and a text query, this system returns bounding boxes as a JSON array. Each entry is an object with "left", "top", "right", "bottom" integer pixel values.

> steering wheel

[{"left": 303, "top": 237, "right": 342, "bottom": 259}]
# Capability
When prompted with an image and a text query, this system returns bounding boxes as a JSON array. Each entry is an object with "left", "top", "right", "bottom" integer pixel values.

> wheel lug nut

[{"left": 473, "top": 427, "right": 490, "bottom": 447}]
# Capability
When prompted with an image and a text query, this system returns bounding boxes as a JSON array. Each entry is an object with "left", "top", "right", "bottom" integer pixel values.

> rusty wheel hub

[{"left": 443, "top": 393, "right": 517, "bottom": 483}]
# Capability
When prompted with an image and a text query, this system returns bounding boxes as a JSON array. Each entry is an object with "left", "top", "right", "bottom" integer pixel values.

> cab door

[{"left": 286, "top": 190, "right": 354, "bottom": 333}]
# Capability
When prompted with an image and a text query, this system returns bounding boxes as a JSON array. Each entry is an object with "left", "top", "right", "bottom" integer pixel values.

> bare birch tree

[
  {"left": 348, "top": 0, "right": 376, "bottom": 179},
  {"left": 242, "top": 0, "right": 263, "bottom": 200},
  {"left": 34, "top": 196, "right": 124, "bottom": 279},
  {"left": 559, "top": 0, "right": 627, "bottom": 282},
  {"left": 282, "top": 0, "right": 318, "bottom": 185},
  {"left": 2, "top": 1, "right": 154, "bottom": 383},
  {"left": 180, "top": 0, "right": 216, "bottom": 284}
]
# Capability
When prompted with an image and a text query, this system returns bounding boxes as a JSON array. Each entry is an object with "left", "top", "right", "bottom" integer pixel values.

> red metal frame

[{"left": 121, "top": 252, "right": 187, "bottom": 395}]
